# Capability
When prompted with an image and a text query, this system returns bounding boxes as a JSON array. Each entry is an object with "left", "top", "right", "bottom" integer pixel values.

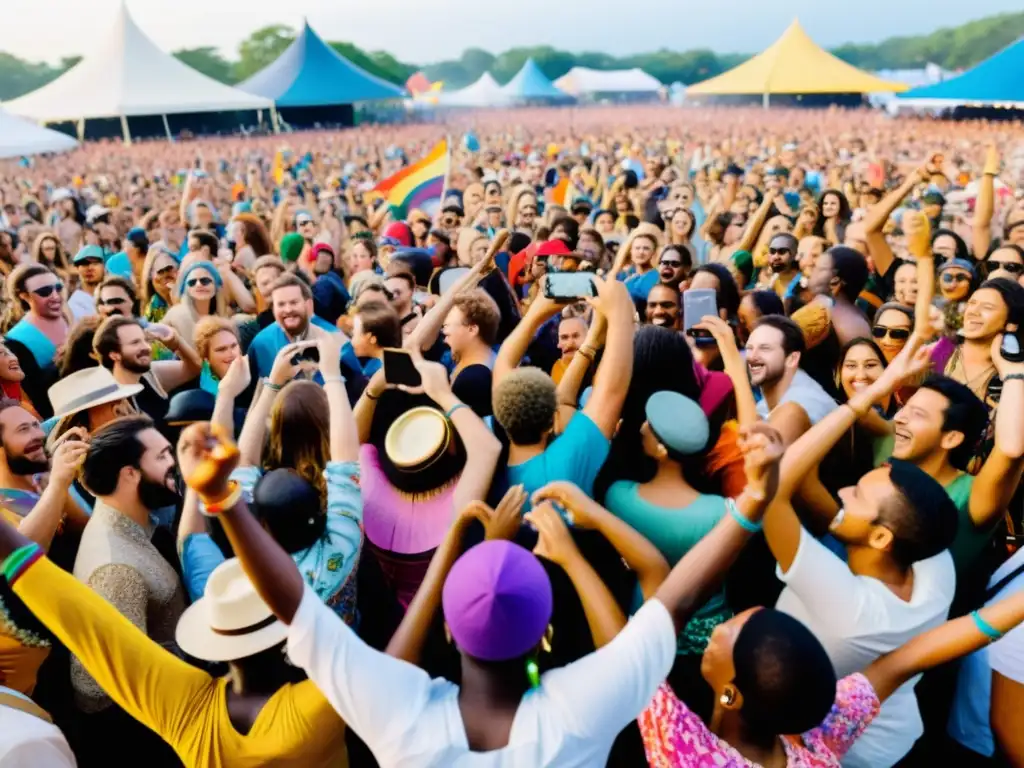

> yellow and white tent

[{"left": 687, "top": 20, "right": 908, "bottom": 102}]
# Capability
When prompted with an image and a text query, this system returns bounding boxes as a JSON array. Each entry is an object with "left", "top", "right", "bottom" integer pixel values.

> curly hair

[
  {"left": 451, "top": 289, "right": 501, "bottom": 345},
  {"left": 193, "top": 316, "right": 239, "bottom": 361},
  {"left": 493, "top": 367, "right": 558, "bottom": 445}
]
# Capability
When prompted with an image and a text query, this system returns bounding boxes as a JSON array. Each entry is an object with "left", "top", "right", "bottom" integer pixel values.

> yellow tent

[{"left": 687, "top": 20, "right": 909, "bottom": 101}]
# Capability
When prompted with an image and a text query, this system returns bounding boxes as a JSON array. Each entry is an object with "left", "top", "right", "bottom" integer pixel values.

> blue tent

[
  {"left": 238, "top": 22, "right": 404, "bottom": 107},
  {"left": 499, "top": 59, "right": 574, "bottom": 104},
  {"left": 898, "top": 38, "right": 1024, "bottom": 108}
]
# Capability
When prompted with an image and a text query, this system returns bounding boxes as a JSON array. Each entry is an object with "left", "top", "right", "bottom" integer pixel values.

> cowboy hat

[
  {"left": 48, "top": 367, "right": 143, "bottom": 420},
  {"left": 175, "top": 558, "right": 287, "bottom": 662}
]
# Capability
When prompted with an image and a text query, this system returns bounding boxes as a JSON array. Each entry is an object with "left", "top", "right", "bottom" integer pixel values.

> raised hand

[
  {"left": 219, "top": 355, "right": 251, "bottom": 399},
  {"left": 177, "top": 422, "right": 240, "bottom": 500},
  {"left": 531, "top": 481, "right": 598, "bottom": 529},
  {"left": 269, "top": 340, "right": 318, "bottom": 387},
  {"left": 527, "top": 502, "right": 581, "bottom": 569},
  {"left": 464, "top": 484, "right": 527, "bottom": 541},
  {"left": 736, "top": 422, "right": 785, "bottom": 503},
  {"left": 48, "top": 428, "right": 90, "bottom": 489}
]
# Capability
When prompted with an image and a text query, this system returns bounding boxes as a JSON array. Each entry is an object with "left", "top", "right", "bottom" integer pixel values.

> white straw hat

[
  {"left": 47, "top": 367, "right": 143, "bottom": 419},
  {"left": 175, "top": 558, "right": 287, "bottom": 662}
]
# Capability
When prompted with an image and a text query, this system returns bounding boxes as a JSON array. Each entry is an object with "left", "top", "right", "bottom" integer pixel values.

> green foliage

[
  {"left": 2, "top": 11, "right": 1023, "bottom": 101},
  {"left": 174, "top": 47, "right": 234, "bottom": 84}
]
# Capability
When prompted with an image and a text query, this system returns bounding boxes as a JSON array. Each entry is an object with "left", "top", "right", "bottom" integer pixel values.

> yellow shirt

[{"left": 13, "top": 557, "right": 348, "bottom": 768}]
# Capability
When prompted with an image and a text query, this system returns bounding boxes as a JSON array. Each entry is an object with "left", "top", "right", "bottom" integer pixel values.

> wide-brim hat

[
  {"left": 385, "top": 406, "right": 453, "bottom": 473},
  {"left": 48, "top": 367, "right": 142, "bottom": 420},
  {"left": 175, "top": 558, "right": 287, "bottom": 662}
]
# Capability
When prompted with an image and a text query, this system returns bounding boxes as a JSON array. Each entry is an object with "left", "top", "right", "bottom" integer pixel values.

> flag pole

[{"left": 434, "top": 135, "right": 452, "bottom": 227}]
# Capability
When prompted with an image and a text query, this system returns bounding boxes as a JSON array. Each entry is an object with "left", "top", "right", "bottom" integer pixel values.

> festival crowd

[{"left": 0, "top": 105, "right": 1024, "bottom": 767}]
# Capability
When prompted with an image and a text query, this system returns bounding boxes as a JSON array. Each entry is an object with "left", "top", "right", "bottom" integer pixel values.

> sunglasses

[
  {"left": 31, "top": 283, "right": 63, "bottom": 298},
  {"left": 98, "top": 297, "right": 128, "bottom": 307},
  {"left": 988, "top": 260, "right": 1024, "bottom": 276},
  {"left": 940, "top": 272, "right": 971, "bottom": 284},
  {"left": 768, "top": 247, "right": 792, "bottom": 255},
  {"left": 872, "top": 326, "right": 911, "bottom": 341},
  {"left": 186, "top": 276, "right": 214, "bottom": 288},
  {"left": 659, "top": 259, "right": 684, "bottom": 268},
  {"left": 155, "top": 265, "right": 177, "bottom": 277}
]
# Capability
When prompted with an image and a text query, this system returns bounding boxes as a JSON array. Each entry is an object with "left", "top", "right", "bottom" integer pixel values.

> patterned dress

[{"left": 639, "top": 673, "right": 881, "bottom": 767}]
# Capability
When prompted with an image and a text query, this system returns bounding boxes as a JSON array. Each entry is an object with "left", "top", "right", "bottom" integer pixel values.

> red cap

[
  {"left": 535, "top": 239, "right": 572, "bottom": 258},
  {"left": 382, "top": 221, "right": 413, "bottom": 247}
]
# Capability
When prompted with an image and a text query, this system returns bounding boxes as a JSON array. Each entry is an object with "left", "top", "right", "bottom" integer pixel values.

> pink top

[
  {"left": 639, "top": 673, "right": 881, "bottom": 767},
  {"left": 359, "top": 444, "right": 458, "bottom": 556}
]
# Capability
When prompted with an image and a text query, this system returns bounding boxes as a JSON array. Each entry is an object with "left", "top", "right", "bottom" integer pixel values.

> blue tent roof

[
  {"left": 500, "top": 59, "right": 574, "bottom": 102},
  {"left": 899, "top": 38, "right": 1024, "bottom": 107},
  {"left": 238, "top": 22, "right": 404, "bottom": 107}
]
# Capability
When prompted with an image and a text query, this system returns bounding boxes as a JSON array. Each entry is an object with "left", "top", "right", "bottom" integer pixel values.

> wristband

[
  {"left": 201, "top": 481, "right": 242, "bottom": 516},
  {"left": 726, "top": 497, "right": 762, "bottom": 533},
  {"left": 264, "top": 380, "right": 283, "bottom": 392},
  {"left": 1003, "top": 373, "right": 1024, "bottom": 383},
  {"left": 445, "top": 402, "right": 469, "bottom": 420},
  {"left": 971, "top": 610, "right": 1004, "bottom": 642},
  {"left": 323, "top": 375, "right": 346, "bottom": 385},
  {"left": 2, "top": 543, "right": 44, "bottom": 586}
]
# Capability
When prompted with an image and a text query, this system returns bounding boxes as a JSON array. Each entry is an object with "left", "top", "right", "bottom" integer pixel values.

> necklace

[{"left": 948, "top": 348, "right": 995, "bottom": 400}]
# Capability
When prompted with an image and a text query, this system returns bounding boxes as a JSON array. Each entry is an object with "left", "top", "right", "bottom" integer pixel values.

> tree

[
  {"left": 235, "top": 25, "right": 295, "bottom": 81},
  {"left": 328, "top": 42, "right": 414, "bottom": 84},
  {"left": 175, "top": 47, "right": 235, "bottom": 84}
]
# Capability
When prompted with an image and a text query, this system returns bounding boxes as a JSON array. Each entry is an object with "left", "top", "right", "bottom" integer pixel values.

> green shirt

[{"left": 944, "top": 473, "right": 998, "bottom": 574}]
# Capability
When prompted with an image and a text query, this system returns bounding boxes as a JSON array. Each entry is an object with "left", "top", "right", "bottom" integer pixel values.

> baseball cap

[
  {"left": 535, "top": 239, "right": 573, "bottom": 259},
  {"left": 73, "top": 244, "right": 106, "bottom": 264},
  {"left": 85, "top": 204, "right": 110, "bottom": 223},
  {"left": 51, "top": 188, "right": 74, "bottom": 203},
  {"left": 442, "top": 540, "right": 553, "bottom": 662}
]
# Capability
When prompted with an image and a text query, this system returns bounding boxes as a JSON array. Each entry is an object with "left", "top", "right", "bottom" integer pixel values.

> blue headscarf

[{"left": 178, "top": 261, "right": 222, "bottom": 298}]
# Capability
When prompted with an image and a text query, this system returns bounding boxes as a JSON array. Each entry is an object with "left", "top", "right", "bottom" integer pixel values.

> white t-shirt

[
  {"left": 0, "top": 688, "right": 77, "bottom": 767},
  {"left": 755, "top": 369, "right": 836, "bottom": 426},
  {"left": 948, "top": 547, "right": 1024, "bottom": 757},
  {"left": 67, "top": 289, "right": 96, "bottom": 322},
  {"left": 775, "top": 528, "right": 955, "bottom": 768},
  {"left": 287, "top": 583, "right": 677, "bottom": 767}
]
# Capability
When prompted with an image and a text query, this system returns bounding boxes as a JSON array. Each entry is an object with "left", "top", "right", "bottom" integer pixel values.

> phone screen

[
  {"left": 383, "top": 348, "right": 421, "bottom": 387},
  {"left": 291, "top": 346, "right": 320, "bottom": 365},
  {"left": 683, "top": 289, "right": 718, "bottom": 344},
  {"left": 544, "top": 272, "right": 597, "bottom": 302}
]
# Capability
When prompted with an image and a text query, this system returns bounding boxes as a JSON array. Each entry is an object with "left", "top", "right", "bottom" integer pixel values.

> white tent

[
  {"left": 439, "top": 73, "right": 510, "bottom": 108},
  {"left": 554, "top": 67, "right": 662, "bottom": 96},
  {"left": 5, "top": 3, "right": 272, "bottom": 125},
  {"left": 0, "top": 109, "right": 78, "bottom": 158}
]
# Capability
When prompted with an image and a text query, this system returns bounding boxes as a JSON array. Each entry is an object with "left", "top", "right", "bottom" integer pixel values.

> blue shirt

[
  {"left": 623, "top": 269, "right": 660, "bottom": 302},
  {"left": 248, "top": 316, "right": 362, "bottom": 383},
  {"left": 506, "top": 412, "right": 610, "bottom": 506}
]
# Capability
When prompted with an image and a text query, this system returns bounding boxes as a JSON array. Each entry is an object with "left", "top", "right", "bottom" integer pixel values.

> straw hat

[
  {"left": 175, "top": 558, "right": 287, "bottom": 662},
  {"left": 48, "top": 367, "right": 143, "bottom": 420},
  {"left": 385, "top": 406, "right": 452, "bottom": 473}
]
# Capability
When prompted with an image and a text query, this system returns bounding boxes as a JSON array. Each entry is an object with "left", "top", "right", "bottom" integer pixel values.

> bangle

[
  {"left": 577, "top": 347, "right": 596, "bottom": 362},
  {"left": 323, "top": 375, "right": 345, "bottom": 385},
  {"left": 365, "top": 390, "right": 381, "bottom": 400},
  {"left": 445, "top": 402, "right": 469, "bottom": 420},
  {"left": 971, "top": 610, "right": 1004, "bottom": 643},
  {"left": 726, "top": 497, "right": 762, "bottom": 533},
  {"left": 201, "top": 481, "right": 242, "bottom": 516},
  {"left": 1, "top": 543, "right": 44, "bottom": 585}
]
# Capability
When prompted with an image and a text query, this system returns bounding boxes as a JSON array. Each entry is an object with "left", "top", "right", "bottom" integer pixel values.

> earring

[
  {"left": 444, "top": 625, "right": 452, "bottom": 645},
  {"left": 720, "top": 689, "right": 735, "bottom": 706},
  {"left": 525, "top": 657, "right": 541, "bottom": 689},
  {"left": 541, "top": 625, "right": 553, "bottom": 654}
]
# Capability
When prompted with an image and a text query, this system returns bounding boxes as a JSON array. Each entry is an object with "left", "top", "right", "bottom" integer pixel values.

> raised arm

[
  {"left": 178, "top": 423, "right": 305, "bottom": 624},
  {"left": 147, "top": 324, "right": 203, "bottom": 393},
  {"left": 581, "top": 276, "right": 634, "bottom": 438},
  {"left": 412, "top": 355, "right": 501, "bottom": 513},
  {"left": 492, "top": 279, "right": 562, "bottom": 387},
  {"left": 904, "top": 212, "right": 936, "bottom": 341},
  {"left": 968, "top": 347, "right": 1024, "bottom": 528},
  {"left": 404, "top": 230, "right": 507, "bottom": 353},
  {"left": 554, "top": 310, "right": 606, "bottom": 428},
  {"left": 865, "top": 586, "right": 1024, "bottom": 703},
  {"left": 863, "top": 167, "right": 922, "bottom": 235},
  {"left": 20, "top": 433, "right": 88, "bottom": 550},
  {"left": 210, "top": 355, "right": 251, "bottom": 435},
  {"left": 353, "top": 369, "right": 385, "bottom": 445},
  {"left": 533, "top": 482, "right": 670, "bottom": 600},
  {"left": 696, "top": 314, "right": 757, "bottom": 428},
  {"left": 731, "top": 190, "right": 777, "bottom": 256},
  {"left": 973, "top": 147, "right": 999, "bottom": 259},
  {"left": 654, "top": 424, "right": 783, "bottom": 632},
  {"left": 319, "top": 333, "right": 359, "bottom": 463}
]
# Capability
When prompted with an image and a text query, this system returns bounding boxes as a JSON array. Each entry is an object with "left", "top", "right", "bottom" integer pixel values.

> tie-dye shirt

[{"left": 639, "top": 673, "right": 880, "bottom": 767}]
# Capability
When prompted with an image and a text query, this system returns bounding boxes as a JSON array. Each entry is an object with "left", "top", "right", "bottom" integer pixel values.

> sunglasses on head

[
  {"left": 940, "top": 272, "right": 971, "bottom": 284},
  {"left": 988, "top": 260, "right": 1024, "bottom": 276},
  {"left": 31, "top": 283, "right": 63, "bottom": 298},
  {"left": 186, "top": 276, "right": 214, "bottom": 288},
  {"left": 872, "top": 325, "right": 911, "bottom": 341}
]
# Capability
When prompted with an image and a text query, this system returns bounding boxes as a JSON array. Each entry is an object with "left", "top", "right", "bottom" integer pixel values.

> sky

[{"left": 3, "top": 0, "right": 1022, "bottom": 65}]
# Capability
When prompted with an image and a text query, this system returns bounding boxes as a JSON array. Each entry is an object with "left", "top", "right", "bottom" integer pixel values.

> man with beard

[
  {"left": 247, "top": 274, "right": 364, "bottom": 394},
  {"left": 95, "top": 277, "right": 140, "bottom": 319},
  {"left": 67, "top": 244, "right": 106, "bottom": 321},
  {"left": 747, "top": 315, "right": 836, "bottom": 446},
  {"left": 70, "top": 415, "right": 185, "bottom": 765},
  {"left": 645, "top": 284, "right": 681, "bottom": 329},
  {"left": 762, "top": 232, "right": 801, "bottom": 298},
  {"left": 93, "top": 317, "right": 202, "bottom": 428}
]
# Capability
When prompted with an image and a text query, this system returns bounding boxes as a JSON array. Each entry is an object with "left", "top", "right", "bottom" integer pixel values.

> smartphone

[
  {"left": 383, "top": 348, "right": 421, "bottom": 388},
  {"left": 291, "top": 346, "right": 320, "bottom": 365},
  {"left": 544, "top": 272, "right": 597, "bottom": 302},
  {"left": 683, "top": 289, "right": 718, "bottom": 345}
]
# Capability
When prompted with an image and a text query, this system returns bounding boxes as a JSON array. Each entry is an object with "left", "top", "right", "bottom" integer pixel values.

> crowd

[{"left": 1, "top": 104, "right": 1024, "bottom": 767}]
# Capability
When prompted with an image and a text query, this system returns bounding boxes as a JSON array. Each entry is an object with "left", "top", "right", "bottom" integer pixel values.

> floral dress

[{"left": 639, "top": 673, "right": 881, "bottom": 767}]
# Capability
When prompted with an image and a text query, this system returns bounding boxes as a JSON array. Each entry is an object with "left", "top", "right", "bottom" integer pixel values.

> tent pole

[
  {"left": 162, "top": 114, "right": 173, "bottom": 142},
  {"left": 120, "top": 115, "right": 132, "bottom": 146},
  {"left": 763, "top": 92, "right": 770, "bottom": 110},
  {"left": 270, "top": 105, "right": 281, "bottom": 135},
  {"left": 76, "top": 118, "right": 85, "bottom": 142}
]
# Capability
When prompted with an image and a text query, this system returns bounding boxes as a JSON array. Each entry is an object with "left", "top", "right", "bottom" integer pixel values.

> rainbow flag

[{"left": 370, "top": 140, "right": 449, "bottom": 220}]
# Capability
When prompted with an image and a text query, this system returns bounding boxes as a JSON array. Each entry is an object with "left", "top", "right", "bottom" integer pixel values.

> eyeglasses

[
  {"left": 988, "top": 260, "right": 1024, "bottom": 276},
  {"left": 186, "top": 276, "right": 214, "bottom": 288},
  {"left": 872, "top": 325, "right": 911, "bottom": 341},
  {"left": 659, "top": 259, "right": 683, "bottom": 268},
  {"left": 940, "top": 272, "right": 971, "bottom": 284},
  {"left": 31, "top": 283, "right": 63, "bottom": 298},
  {"left": 768, "top": 247, "right": 792, "bottom": 255}
]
